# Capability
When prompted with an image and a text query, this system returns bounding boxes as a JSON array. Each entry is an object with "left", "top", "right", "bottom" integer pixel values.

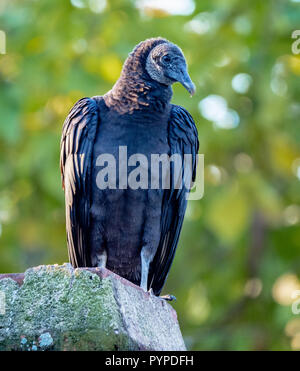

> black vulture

[{"left": 60, "top": 38, "right": 199, "bottom": 297}]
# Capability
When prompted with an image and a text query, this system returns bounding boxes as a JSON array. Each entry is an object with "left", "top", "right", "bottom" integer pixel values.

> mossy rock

[{"left": 0, "top": 264, "right": 186, "bottom": 351}]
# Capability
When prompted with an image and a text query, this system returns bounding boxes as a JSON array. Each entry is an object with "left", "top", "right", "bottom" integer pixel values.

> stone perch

[{"left": 0, "top": 264, "right": 186, "bottom": 351}]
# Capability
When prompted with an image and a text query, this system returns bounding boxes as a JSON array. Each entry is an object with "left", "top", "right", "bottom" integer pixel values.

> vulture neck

[{"left": 104, "top": 71, "right": 173, "bottom": 116}]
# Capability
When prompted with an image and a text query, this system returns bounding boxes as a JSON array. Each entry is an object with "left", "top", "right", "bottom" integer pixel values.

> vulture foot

[
  {"left": 147, "top": 288, "right": 154, "bottom": 296},
  {"left": 147, "top": 288, "right": 176, "bottom": 302},
  {"left": 160, "top": 294, "right": 177, "bottom": 302}
]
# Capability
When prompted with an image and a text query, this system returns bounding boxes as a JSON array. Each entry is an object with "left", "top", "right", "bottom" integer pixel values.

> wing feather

[
  {"left": 60, "top": 97, "right": 99, "bottom": 267},
  {"left": 149, "top": 104, "right": 199, "bottom": 295}
]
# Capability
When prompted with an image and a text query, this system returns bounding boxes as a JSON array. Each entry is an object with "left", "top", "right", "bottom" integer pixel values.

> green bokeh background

[{"left": 0, "top": 0, "right": 300, "bottom": 350}]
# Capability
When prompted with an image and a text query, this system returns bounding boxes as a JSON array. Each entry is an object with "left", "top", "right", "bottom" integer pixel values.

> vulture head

[{"left": 145, "top": 41, "right": 196, "bottom": 96}]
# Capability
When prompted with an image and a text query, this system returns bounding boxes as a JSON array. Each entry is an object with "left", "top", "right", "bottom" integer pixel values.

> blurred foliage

[{"left": 0, "top": 0, "right": 300, "bottom": 350}]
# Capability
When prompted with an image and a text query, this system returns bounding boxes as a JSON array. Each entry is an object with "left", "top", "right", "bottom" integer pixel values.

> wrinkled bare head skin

[{"left": 146, "top": 41, "right": 195, "bottom": 95}]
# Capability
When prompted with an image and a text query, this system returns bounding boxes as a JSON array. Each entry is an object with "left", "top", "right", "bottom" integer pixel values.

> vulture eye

[{"left": 162, "top": 55, "right": 171, "bottom": 64}]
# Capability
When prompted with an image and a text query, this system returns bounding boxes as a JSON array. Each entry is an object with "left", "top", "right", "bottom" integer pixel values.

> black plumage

[{"left": 60, "top": 38, "right": 199, "bottom": 296}]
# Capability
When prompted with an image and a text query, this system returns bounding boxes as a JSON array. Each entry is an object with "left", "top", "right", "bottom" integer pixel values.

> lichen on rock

[{"left": 0, "top": 264, "right": 186, "bottom": 351}]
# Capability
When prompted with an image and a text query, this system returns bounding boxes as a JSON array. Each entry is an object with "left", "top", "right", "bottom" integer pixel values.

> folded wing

[
  {"left": 148, "top": 104, "right": 199, "bottom": 295},
  {"left": 60, "top": 97, "right": 99, "bottom": 267}
]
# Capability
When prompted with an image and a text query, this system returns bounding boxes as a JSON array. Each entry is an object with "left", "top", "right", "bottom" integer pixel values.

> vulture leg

[
  {"left": 96, "top": 250, "right": 107, "bottom": 268},
  {"left": 140, "top": 245, "right": 156, "bottom": 291}
]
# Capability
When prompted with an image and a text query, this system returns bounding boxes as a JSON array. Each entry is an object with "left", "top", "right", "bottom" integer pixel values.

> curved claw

[{"left": 160, "top": 294, "right": 177, "bottom": 302}]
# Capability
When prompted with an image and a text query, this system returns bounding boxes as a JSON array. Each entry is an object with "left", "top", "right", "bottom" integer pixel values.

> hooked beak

[{"left": 178, "top": 69, "right": 196, "bottom": 96}]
